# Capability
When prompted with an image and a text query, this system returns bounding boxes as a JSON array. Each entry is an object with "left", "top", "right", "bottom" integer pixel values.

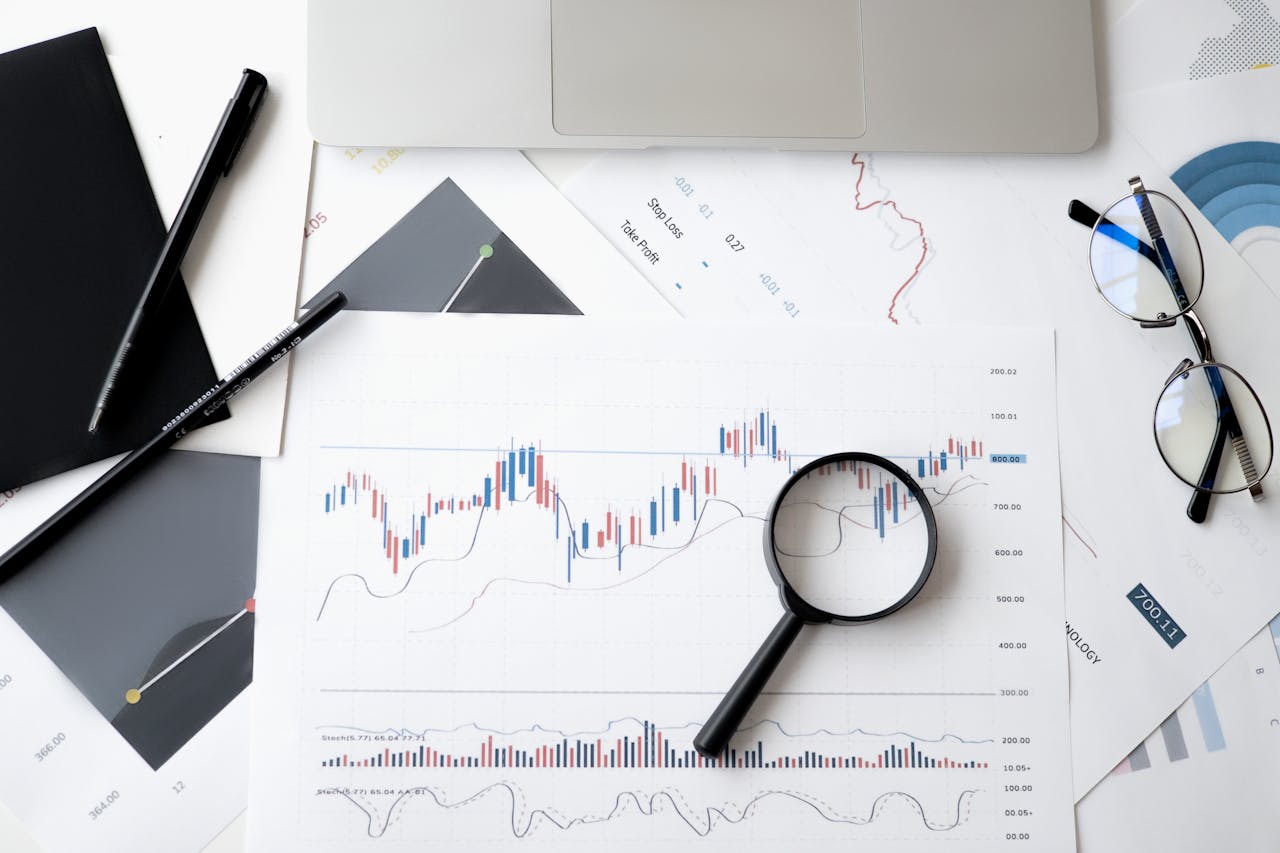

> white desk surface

[{"left": 0, "top": 0, "right": 1136, "bottom": 849}]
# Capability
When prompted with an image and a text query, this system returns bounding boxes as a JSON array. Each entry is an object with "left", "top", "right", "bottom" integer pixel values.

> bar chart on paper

[{"left": 249, "top": 315, "right": 1075, "bottom": 852}]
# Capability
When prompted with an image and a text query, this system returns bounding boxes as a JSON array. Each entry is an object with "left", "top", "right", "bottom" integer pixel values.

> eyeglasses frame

[{"left": 1068, "top": 176, "right": 1268, "bottom": 522}]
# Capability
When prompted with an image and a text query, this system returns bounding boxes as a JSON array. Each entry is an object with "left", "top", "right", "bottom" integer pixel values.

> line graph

[
  {"left": 124, "top": 598, "right": 255, "bottom": 706},
  {"left": 326, "top": 783, "right": 980, "bottom": 840},
  {"left": 318, "top": 717, "right": 994, "bottom": 743},
  {"left": 310, "top": 406, "right": 991, "bottom": 628},
  {"left": 849, "top": 153, "right": 932, "bottom": 326},
  {"left": 250, "top": 316, "right": 1073, "bottom": 850},
  {"left": 0, "top": 450, "right": 258, "bottom": 770},
  {"left": 314, "top": 474, "right": 987, "bottom": 629},
  {"left": 319, "top": 410, "right": 983, "bottom": 574}
]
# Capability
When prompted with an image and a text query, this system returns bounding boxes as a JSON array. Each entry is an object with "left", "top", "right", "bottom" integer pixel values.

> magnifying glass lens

[
  {"left": 772, "top": 458, "right": 932, "bottom": 618},
  {"left": 694, "top": 453, "right": 936, "bottom": 759}
]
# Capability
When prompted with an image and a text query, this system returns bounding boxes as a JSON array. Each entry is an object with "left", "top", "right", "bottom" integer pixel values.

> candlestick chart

[
  {"left": 311, "top": 408, "right": 989, "bottom": 630},
  {"left": 252, "top": 316, "right": 1075, "bottom": 851}
]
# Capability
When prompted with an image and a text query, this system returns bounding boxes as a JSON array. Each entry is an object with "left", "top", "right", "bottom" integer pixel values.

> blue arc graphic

[{"left": 1172, "top": 140, "right": 1280, "bottom": 244}]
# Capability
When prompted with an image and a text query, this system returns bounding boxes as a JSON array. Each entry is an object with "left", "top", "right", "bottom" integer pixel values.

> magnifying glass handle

[{"left": 693, "top": 610, "right": 805, "bottom": 758}]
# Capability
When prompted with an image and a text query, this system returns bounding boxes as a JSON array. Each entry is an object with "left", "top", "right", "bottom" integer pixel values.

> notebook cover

[{"left": 0, "top": 28, "right": 226, "bottom": 491}]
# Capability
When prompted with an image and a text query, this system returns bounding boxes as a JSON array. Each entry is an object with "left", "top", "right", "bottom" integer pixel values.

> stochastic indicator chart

[
  {"left": 250, "top": 315, "right": 1074, "bottom": 851},
  {"left": 319, "top": 719, "right": 990, "bottom": 771}
]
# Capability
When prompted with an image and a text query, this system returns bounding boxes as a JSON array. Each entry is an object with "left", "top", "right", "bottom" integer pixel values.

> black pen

[
  {"left": 89, "top": 68, "right": 270, "bottom": 433},
  {"left": 2, "top": 292, "right": 347, "bottom": 585}
]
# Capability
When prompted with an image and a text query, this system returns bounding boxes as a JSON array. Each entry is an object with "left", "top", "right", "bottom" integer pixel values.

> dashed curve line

[{"left": 331, "top": 781, "right": 979, "bottom": 839}]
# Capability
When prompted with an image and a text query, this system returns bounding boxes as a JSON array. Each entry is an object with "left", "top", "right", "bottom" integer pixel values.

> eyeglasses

[{"left": 1068, "top": 176, "right": 1273, "bottom": 523}]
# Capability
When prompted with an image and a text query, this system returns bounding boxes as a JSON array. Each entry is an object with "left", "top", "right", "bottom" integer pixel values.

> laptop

[{"left": 308, "top": 0, "right": 1098, "bottom": 153}]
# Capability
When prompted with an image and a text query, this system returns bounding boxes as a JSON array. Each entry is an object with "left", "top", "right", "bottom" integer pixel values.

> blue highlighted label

[
  {"left": 1127, "top": 583, "right": 1186, "bottom": 648},
  {"left": 989, "top": 453, "right": 1027, "bottom": 463}
]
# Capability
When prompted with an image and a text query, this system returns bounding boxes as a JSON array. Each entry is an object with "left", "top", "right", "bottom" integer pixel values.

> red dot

[{"left": 245, "top": 597, "right": 256, "bottom": 613}]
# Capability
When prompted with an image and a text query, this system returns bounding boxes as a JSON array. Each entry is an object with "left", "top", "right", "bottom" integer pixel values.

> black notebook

[{"left": 0, "top": 28, "right": 225, "bottom": 491}]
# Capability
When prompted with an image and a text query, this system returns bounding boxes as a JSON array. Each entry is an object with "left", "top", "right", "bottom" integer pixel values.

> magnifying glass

[{"left": 693, "top": 451, "right": 938, "bottom": 758}]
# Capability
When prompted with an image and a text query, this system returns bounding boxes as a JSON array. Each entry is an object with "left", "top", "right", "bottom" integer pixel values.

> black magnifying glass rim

[{"left": 764, "top": 451, "right": 938, "bottom": 625}]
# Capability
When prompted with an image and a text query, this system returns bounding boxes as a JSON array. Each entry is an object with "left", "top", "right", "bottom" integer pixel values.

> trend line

[
  {"left": 316, "top": 491, "right": 764, "bottom": 622},
  {"left": 332, "top": 782, "right": 978, "bottom": 839},
  {"left": 850, "top": 153, "right": 930, "bottom": 326},
  {"left": 1061, "top": 506, "right": 1099, "bottom": 559},
  {"left": 772, "top": 498, "right": 929, "bottom": 559},
  {"left": 126, "top": 606, "right": 252, "bottom": 705},
  {"left": 315, "top": 493, "right": 758, "bottom": 623},
  {"left": 440, "top": 243, "right": 493, "bottom": 312},
  {"left": 316, "top": 475, "right": 986, "bottom": 630},
  {"left": 926, "top": 474, "right": 987, "bottom": 501},
  {"left": 315, "top": 716, "right": 994, "bottom": 744},
  {"left": 320, "top": 688, "right": 996, "bottom": 697}
]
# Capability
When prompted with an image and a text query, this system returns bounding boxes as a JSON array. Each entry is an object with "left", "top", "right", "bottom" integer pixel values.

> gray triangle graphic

[{"left": 304, "top": 178, "right": 579, "bottom": 315}]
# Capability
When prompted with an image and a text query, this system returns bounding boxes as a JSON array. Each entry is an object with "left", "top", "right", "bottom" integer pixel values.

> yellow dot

[
  {"left": 1253, "top": 63, "right": 1274, "bottom": 70},
  {"left": 125, "top": 689, "right": 141, "bottom": 705}
]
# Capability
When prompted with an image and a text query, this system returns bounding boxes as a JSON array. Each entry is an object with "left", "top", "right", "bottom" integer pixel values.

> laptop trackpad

[{"left": 550, "top": 0, "right": 866, "bottom": 139}]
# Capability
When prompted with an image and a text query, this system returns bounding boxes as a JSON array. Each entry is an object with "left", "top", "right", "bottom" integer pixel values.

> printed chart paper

[
  {"left": 563, "top": 130, "right": 1280, "bottom": 798},
  {"left": 0, "top": 58, "right": 295, "bottom": 853},
  {"left": 1077, "top": 620, "right": 1280, "bottom": 852},
  {"left": 0, "top": 453, "right": 257, "bottom": 853},
  {"left": 0, "top": 147, "right": 664, "bottom": 853},
  {"left": 1116, "top": 67, "right": 1280, "bottom": 298},
  {"left": 0, "top": 7, "right": 308, "bottom": 853},
  {"left": 248, "top": 315, "right": 1073, "bottom": 851},
  {"left": 297, "top": 146, "right": 672, "bottom": 319},
  {"left": 1108, "top": 0, "right": 1280, "bottom": 93}
]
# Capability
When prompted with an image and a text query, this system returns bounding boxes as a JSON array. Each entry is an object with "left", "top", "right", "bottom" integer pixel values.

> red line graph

[{"left": 850, "top": 153, "right": 930, "bottom": 326}]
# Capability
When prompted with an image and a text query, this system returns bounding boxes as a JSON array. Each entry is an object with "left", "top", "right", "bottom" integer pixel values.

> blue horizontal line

[{"left": 320, "top": 444, "right": 1015, "bottom": 463}]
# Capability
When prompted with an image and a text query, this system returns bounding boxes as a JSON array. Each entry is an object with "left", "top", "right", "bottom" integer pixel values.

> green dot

[{"left": 478, "top": 244, "right": 494, "bottom": 259}]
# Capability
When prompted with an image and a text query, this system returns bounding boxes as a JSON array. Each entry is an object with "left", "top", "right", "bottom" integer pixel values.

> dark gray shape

[
  {"left": 447, "top": 233, "right": 580, "bottom": 315},
  {"left": 1159, "top": 711, "right": 1189, "bottom": 763},
  {"left": 0, "top": 450, "right": 258, "bottom": 767},
  {"left": 112, "top": 610, "right": 253, "bottom": 769},
  {"left": 303, "top": 178, "right": 579, "bottom": 314},
  {"left": 1127, "top": 741, "right": 1151, "bottom": 771}
]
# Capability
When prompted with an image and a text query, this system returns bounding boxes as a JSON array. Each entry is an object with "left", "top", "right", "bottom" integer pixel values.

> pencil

[{"left": 1, "top": 291, "right": 346, "bottom": 584}]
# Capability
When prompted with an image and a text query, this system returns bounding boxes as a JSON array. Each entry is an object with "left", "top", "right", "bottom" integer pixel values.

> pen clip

[{"left": 223, "top": 69, "right": 268, "bottom": 176}]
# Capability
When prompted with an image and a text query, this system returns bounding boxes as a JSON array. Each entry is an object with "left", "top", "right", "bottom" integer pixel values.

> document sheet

[
  {"left": 249, "top": 316, "right": 1075, "bottom": 851},
  {"left": 563, "top": 127, "right": 1280, "bottom": 797}
]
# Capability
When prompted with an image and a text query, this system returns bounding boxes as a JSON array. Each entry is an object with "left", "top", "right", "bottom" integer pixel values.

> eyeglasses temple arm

[
  {"left": 1182, "top": 310, "right": 1229, "bottom": 515},
  {"left": 1172, "top": 333, "right": 1261, "bottom": 519},
  {"left": 1069, "top": 202, "right": 1261, "bottom": 516},
  {"left": 1067, "top": 200, "right": 1161, "bottom": 264},
  {"left": 1129, "top": 178, "right": 1193, "bottom": 312},
  {"left": 1183, "top": 393, "right": 1259, "bottom": 523},
  {"left": 1187, "top": 426, "right": 1227, "bottom": 523},
  {"left": 1171, "top": 309, "right": 1262, "bottom": 506},
  {"left": 1067, "top": 200, "right": 1191, "bottom": 309},
  {"left": 1200, "top": 357, "right": 1265, "bottom": 501}
]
